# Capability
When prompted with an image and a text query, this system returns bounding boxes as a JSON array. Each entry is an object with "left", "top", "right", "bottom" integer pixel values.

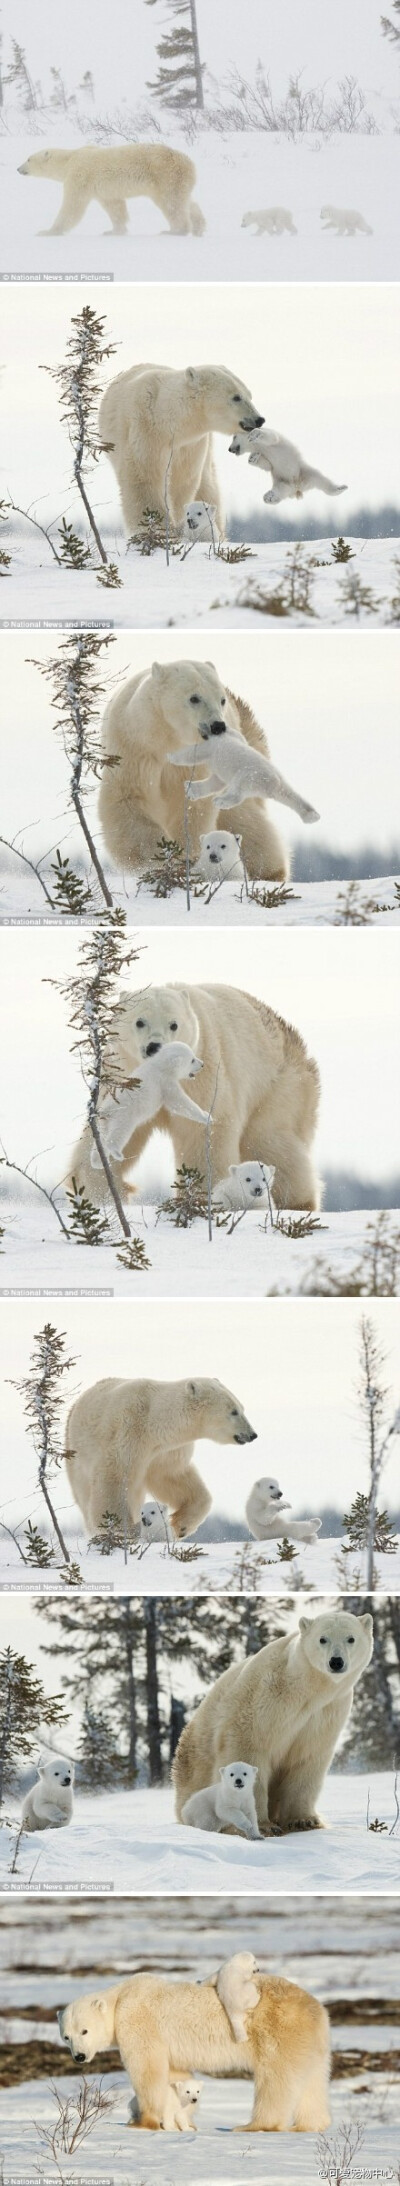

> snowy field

[
  {"left": 1, "top": 1201, "right": 398, "bottom": 1297},
  {"left": 2, "top": 533, "right": 398, "bottom": 629},
  {"left": 1, "top": 1895, "right": 398, "bottom": 2183},
  {"left": 2, "top": 129, "right": 400, "bottom": 284},
  {"left": 1, "top": 1775, "right": 399, "bottom": 1895},
  {"left": 2, "top": 871, "right": 400, "bottom": 928},
  {"left": 0, "top": 1528, "right": 399, "bottom": 1597}
]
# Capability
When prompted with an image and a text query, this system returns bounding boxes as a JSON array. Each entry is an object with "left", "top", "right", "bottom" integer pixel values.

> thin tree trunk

[
  {"left": 38, "top": 1467, "right": 71, "bottom": 1567},
  {"left": 144, "top": 1601, "right": 163, "bottom": 1783},
  {"left": 0, "top": 1652, "right": 14, "bottom": 1806},
  {"left": 71, "top": 787, "right": 113, "bottom": 908},
  {"left": 74, "top": 458, "right": 108, "bottom": 567},
  {"left": 123, "top": 1606, "right": 138, "bottom": 1783},
  {"left": 189, "top": 0, "right": 204, "bottom": 107}
]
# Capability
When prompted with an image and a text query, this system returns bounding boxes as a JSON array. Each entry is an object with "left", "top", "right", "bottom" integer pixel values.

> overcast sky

[
  {"left": 1, "top": 282, "right": 399, "bottom": 527},
  {"left": 1, "top": 923, "right": 400, "bottom": 1183},
  {"left": 1, "top": 630, "right": 399, "bottom": 864},
  {"left": 1, "top": 1296, "right": 399, "bottom": 1536}
]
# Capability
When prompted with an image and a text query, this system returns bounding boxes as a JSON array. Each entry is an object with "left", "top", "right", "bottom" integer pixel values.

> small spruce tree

[
  {"left": 342, "top": 1491, "right": 397, "bottom": 1557},
  {"left": 43, "top": 306, "right": 122, "bottom": 582},
  {"left": 0, "top": 1645, "right": 67, "bottom": 1804},
  {"left": 10, "top": 1325, "right": 76, "bottom": 1569},
  {"left": 147, "top": 0, "right": 205, "bottom": 112}
]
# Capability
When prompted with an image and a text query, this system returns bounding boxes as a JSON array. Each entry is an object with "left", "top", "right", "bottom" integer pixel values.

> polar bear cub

[
  {"left": 170, "top": 721, "right": 319, "bottom": 823},
  {"left": 183, "top": 500, "right": 220, "bottom": 545},
  {"left": 214, "top": 1953, "right": 261, "bottom": 2042},
  {"left": 21, "top": 1754, "right": 74, "bottom": 1833},
  {"left": 140, "top": 1500, "right": 173, "bottom": 1546},
  {"left": 196, "top": 831, "right": 244, "bottom": 882},
  {"left": 90, "top": 1042, "right": 208, "bottom": 1170},
  {"left": 214, "top": 1161, "right": 275, "bottom": 1212},
  {"left": 321, "top": 205, "right": 372, "bottom": 236},
  {"left": 129, "top": 2075, "right": 202, "bottom": 2132},
  {"left": 230, "top": 425, "right": 346, "bottom": 503},
  {"left": 246, "top": 1476, "right": 322, "bottom": 1545},
  {"left": 182, "top": 1760, "right": 261, "bottom": 1840},
  {"left": 242, "top": 207, "right": 297, "bottom": 235}
]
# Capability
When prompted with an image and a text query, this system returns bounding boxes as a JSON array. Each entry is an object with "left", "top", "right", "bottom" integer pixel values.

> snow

[
  {"left": 2, "top": 128, "right": 400, "bottom": 284},
  {"left": 1, "top": 1776, "right": 399, "bottom": 1895},
  {"left": 2, "top": 533, "right": 398, "bottom": 627},
  {"left": 2, "top": 1199, "right": 398, "bottom": 1296},
  {"left": 2, "top": 872, "right": 400, "bottom": 927},
  {"left": 1, "top": 1530, "right": 399, "bottom": 1597}
]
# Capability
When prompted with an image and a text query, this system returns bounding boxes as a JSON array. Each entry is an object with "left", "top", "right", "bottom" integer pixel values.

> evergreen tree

[
  {"left": 342, "top": 1491, "right": 397, "bottom": 1556},
  {"left": 381, "top": 2, "right": 400, "bottom": 43},
  {"left": 78, "top": 1697, "right": 126, "bottom": 1787},
  {"left": 54, "top": 914, "right": 141, "bottom": 1240},
  {"left": 0, "top": 1647, "right": 67, "bottom": 1804},
  {"left": 10, "top": 1324, "right": 76, "bottom": 1569},
  {"left": 337, "top": 1596, "right": 400, "bottom": 1770},
  {"left": 146, "top": 0, "right": 205, "bottom": 112},
  {"left": 43, "top": 306, "right": 121, "bottom": 582},
  {"left": 32, "top": 631, "right": 116, "bottom": 911}
]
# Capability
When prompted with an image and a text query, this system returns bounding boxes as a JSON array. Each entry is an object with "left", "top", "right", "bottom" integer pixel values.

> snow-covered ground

[
  {"left": 2, "top": 127, "right": 400, "bottom": 283},
  {"left": 0, "top": 1527, "right": 398, "bottom": 1597},
  {"left": 2, "top": 870, "right": 399, "bottom": 927},
  {"left": 1, "top": 1200, "right": 398, "bottom": 1296},
  {"left": 1, "top": 1776, "right": 399, "bottom": 1896},
  {"left": 2, "top": 533, "right": 398, "bottom": 628}
]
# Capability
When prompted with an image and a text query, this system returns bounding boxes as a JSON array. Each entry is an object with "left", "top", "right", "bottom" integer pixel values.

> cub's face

[
  {"left": 39, "top": 1755, "right": 73, "bottom": 1790},
  {"left": 221, "top": 1763, "right": 258, "bottom": 1792},
  {"left": 230, "top": 1161, "right": 273, "bottom": 1201},
  {"left": 253, "top": 1476, "right": 284, "bottom": 1504},
  {"left": 185, "top": 366, "right": 264, "bottom": 436},
  {"left": 299, "top": 1610, "right": 373, "bottom": 1683},
  {"left": 121, "top": 986, "right": 199, "bottom": 1065},
  {"left": 151, "top": 658, "right": 235, "bottom": 743}
]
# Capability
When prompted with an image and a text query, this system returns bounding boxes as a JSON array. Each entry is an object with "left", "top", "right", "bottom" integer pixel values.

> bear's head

[
  {"left": 252, "top": 1476, "right": 285, "bottom": 1505},
  {"left": 18, "top": 150, "right": 66, "bottom": 178},
  {"left": 225, "top": 1950, "right": 260, "bottom": 1978},
  {"left": 299, "top": 1609, "right": 373, "bottom": 1686},
  {"left": 185, "top": 1377, "right": 257, "bottom": 1445},
  {"left": 199, "top": 831, "right": 242, "bottom": 874},
  {"left": 221, "top": 1762, "right": 258, "bottom": 1792},
  {"left": 151, "top": 658, "right": 237, "bottom": 744},
  {"left": 229, "top": 1161, "right": 275, "bottom": 1201},
  {"left": 37, "top": 1753, "right": 74, "bottom": 1790},
  {"left": 58, "top": 1991, "right": 114, "bottom": 2063},
  {"left": 184, "top": 365, "right": 264, "bottom": 437},
  {"left": 116, "top": 985, "right": 200, "bottom": 1066}
]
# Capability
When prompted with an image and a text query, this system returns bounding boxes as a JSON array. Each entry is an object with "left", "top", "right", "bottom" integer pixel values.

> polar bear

[
  {"left": 90, "top": 1044, "right": 208, "bottom": 1170},
  {"left": 183, "top": 501, "right": 220, "bottom": 546},
  {"left": 169, "top": 720, "right": 319, "bottom": 824},
  {"left": 21, "top": 1754, "right": 74, "bottom": 1833},
  {"left": 196, "top": 831, "right": 244, "bottom": 882},
  {"left": 98, "top": 659, "right": 290, "bottom": 881},
  {"left": 65, "top": 1374, "right": 257, "bottom": 1539},
  {"left": 140, "top": 1500, "right": 173, "bottom": 1546},
  {"left": 129, "top": 2075, "right": 202, "bottom": 2131},
  {"left": 182, "top": 1760, "right": 261, "bottom": 1840},
  {"left": 245, "top": 1477, "right": 322, "bottom": 1545},
  {"left": 58, "top": 1967, "right": 331, "bottom": 2132},
  {"left": 230, "top": 426, "right": 346, "bottom": 504},
  {"left": 242, "top": 207, "right": 297, "bottom": 236},
  {"left": 321, "top": 205, "right": 372, "bottom": 236},
  {"left": 214, "top": 1954, "right": 261, "bottom": 2043},
  {"left": 69, "top": 982, "right": 321, "bottom": 1211},
  {"left": 214, "top": 1161, "right": 275, "bottom": 1212},
  {"left": 98, "top": 363, "right": 265, "bottom": 535},
  {"left": 173, "top": 1609, "right": 373, "bottom": 1835},
  {"left": 18, "top": 144, "right": 206, "bottom": 237}
]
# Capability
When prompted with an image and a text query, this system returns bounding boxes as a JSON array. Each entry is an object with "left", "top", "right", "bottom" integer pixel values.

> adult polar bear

[
  {"left": 98, "top": 659, "right": 291, "bottom": 881},
  {"left": 174, "top": 1609, "right": 373, "bottom": 1835},
  {"left": 98, "top": 363, "right": 265, "bottom": 534},
  {"left": 58, "top": 1969, "right": 331, "bottom": 2133},
  {"left": 65, "top": 1374, "right": 257, "bottom": 1539},
  {"left": 18, "top": 145, "right": 206, "bottom": 238},
  {"left": 69, "top": 982, "right": 321, "bottom": 1211}
]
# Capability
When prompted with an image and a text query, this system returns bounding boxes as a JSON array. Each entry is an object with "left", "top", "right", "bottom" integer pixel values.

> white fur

[
  {"left": 196, "top": 830, "right": 244, "bottom": 882},
  {"left": 230, "top": 425, "right": 347, "bottom": 504},
  {"left": 140, "top": 1500, "right": 173, "bottom": 1546},
  {"left": 242, "top": 207, "right": 297, "bottom": 235},
  {"left": 182, "top": 1760, "right": 261, "bottom": 1840},
  {"left": 321, "top": 204, "right": 372, "bottom": 236},
  {"left": 170, "top": 722, "right": 319, "bottom": 824},
  {"left": 90, "top": 1041, "right": 208, "bottom": 1170},
  {"left": 183, "top": 501, "right": 220, "bottom": 545},
  {"left": 213, "top": 1160, "right": 275, "bottom": 1212},
  {"left": 246, "top": 1476, "right": 322, "bottom": 1546},
  {"left": 129, "top": 2075, "right": 202, "bottom": 2132},
  {"left": 21, "top": 1753, "right": 74, "bottom": 1833},
  {"left": 215, "top": 1953, "right": 260, "bottom": 2044}
]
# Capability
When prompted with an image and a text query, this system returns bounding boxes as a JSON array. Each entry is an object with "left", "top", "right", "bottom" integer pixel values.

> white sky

[
  {"left": 1, "top": 283, "right": 399, "bottom": 525},
  {"left": 1, "top": 0, "right": 396, "bottom": 114},
  {"left": 1, "top": 923, "right": 400, "bottom": 1181},
  {"left": 0, "top": 630, "right": 399, "bottom": 862},
  {"left": 1, "top": 1296, "right": 399, "bottom": 1529}
]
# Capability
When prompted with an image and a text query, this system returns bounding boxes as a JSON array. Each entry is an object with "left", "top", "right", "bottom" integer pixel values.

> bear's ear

[
  {"left": 93, "top": 1996, "right": 109, "bottom": 2016},
  {"left": 299, "top": 1616, "right": 312, "bottom": 1634},
  {"left": 360, "top": 1613, "right": 373, "bottom": 1635},
  {"left": 229, "top": 1165, "right": 238, "bottom": 1174},
  {"left": 235, "top": 834, "right": 242, "bottom": 847},
  {"left": 186, "top": 366, "right": 198, "bottom": 383},
  {"left": 151, "top": 661, "right": 167, "bottom": 685}
]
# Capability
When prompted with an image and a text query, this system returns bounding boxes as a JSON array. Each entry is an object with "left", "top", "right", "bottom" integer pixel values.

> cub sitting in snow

[
  {"left": 90, "top": 1042, "right": 208, "bottom": 1170},
  {"left": 169, "top": 721, "right": 319, "bottom": 824},
  {"left": 129, "top": 2075, "right": 202, "bottom": 2132},
  {"left": 196, "top": 831, "right": 244, "bottom": 882},
  {"left": 214, "top": 1161, "right": 275, "bottom": 1212},
  {"left": 213, "top": 1953, "right": 261, "bottom": 2042},
  {"left": 230, "top": 425, "right": 346, "bottom": 504},
  {"left": 21, "top": 1754, "right": 74, "bottom": 1833},
  {"left": 246, "top": 1476, "right": 322, "bottom": 1546},
  {"left": 182, "top": 1760, "right": 261, "bottom": 1840},
  {"left": 140, "top": 1501, "right": 173, "bottom": 1546}
]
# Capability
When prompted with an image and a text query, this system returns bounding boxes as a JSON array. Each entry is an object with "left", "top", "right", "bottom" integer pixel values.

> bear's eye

[
  {"left": 169, "top": 1021, "right": 178, "bottom": 1031},
  {"left": 348, "top": 1635, "right": 355, "bottom": 1644},
  {"left": 81, "top": 2029, "right": 88, "bottom": 2036},
  {"left": 231, "top": 1408, "right": 239, "bottom": 1417},
  {"left": 190, "top": 695, "right": 200, "bottom": 705},
  {"left": 136, "top": 1017, "right": 146, "bottom": 1028},
  {"left": 319, "top": 1637, "right": 327, "bottom": 1645},
  {"left": 232, "top": 395, "right": 241, "bottom": 403},
  {"left": 221, "top": 697, "right": 226, "bottom": 707}
]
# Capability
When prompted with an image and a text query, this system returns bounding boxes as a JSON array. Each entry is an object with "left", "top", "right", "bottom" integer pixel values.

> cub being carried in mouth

[
  {"left": 90, "top": 1042, "right": 208, "bottom": 1171},
  {"left": 169, "top": 719, "right": 319, "bottom": 823},
  {"left": 230, "top": 425, "right": 347, "bottom": 504}
]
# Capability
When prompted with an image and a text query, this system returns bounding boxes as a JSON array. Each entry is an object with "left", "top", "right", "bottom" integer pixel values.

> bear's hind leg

[
  {"left": 240, "top": 1121, "right": 319, "bottom": 1211},
  {"left": 218, "top": 799, "right": 289, "bottom": 881}
]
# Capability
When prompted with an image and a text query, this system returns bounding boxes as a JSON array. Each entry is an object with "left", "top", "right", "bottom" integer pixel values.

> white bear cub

[
  {"left": 91, "top": 1042, "right": 207, "bottom": 1169},
  {"left": 230, "top": 425, "right": 346, "bottom": 505},
  {"left": 321, "top": 205, "right": 372, "bottom": 236},
  {"left": 170, "top": 721, "right": 319, "bottom": 824},
  {"left": 215, "top": 1952, "right": 261, "bottom": 2043},
  {"left": 129, "top": 2076, "right": 202, "bottom": 2132},
  {"left": 214, "top": 1161, "right": 275, "bottom": 1212},
  {"left": 182, "top": 1761, "right": 261, "bottom": 1840},
  {"left": 246, "top": 1476, "right": 322, "bottom": 1546},
  {"left": 140, "top": 1500, "right": 173, "bottom": 1546},
  {"left": 183, "top": 500, "right": 220, "bottom": 545},
  {"left": 242, "top": 207, "right": 296, "bottom": 236},
  {"left": 196, "top": 831, "right": 244, "bottom": 882},
  {"left": 21, "top": 1754, "right": 74, "bottom": 1833}
]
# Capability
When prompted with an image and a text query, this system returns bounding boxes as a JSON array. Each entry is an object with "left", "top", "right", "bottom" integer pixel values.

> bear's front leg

[{"left": 170, "top": 1463, "right": 212, "bottom": 1538}]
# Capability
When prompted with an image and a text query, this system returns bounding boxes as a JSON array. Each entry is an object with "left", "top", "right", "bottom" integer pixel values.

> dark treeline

[{"left": 229, "top": 504, "right": 400, "bottom": 543}]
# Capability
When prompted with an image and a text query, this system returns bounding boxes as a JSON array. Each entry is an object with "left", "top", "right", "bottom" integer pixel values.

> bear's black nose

[
  {"left": 253, "top": 1187, "right": 262, "bottom": 1196},
  {"left": 235, "top": 1777, "right": 244, "bottom": 1787},
  {"left": 75, "top": 2052, "right": 86, "bottom": 2063},
  {"left": 255, "top": 414, "right": 265, "bottom": 426},
  {"left": 209, "top": 852, "right": 219, "bottom": 863},
  {"left": 146, "top": 1040, "right": 162, "bottom": 1055},
  {"left": 329, "top": 1654, "right": 344, "bottom": 1673},
  {"left": 63, "top": 1776, "right": 71, "bottom": 1786},
  {"left": 210, "top": 719, "right": 226, "bottom": 735}
]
